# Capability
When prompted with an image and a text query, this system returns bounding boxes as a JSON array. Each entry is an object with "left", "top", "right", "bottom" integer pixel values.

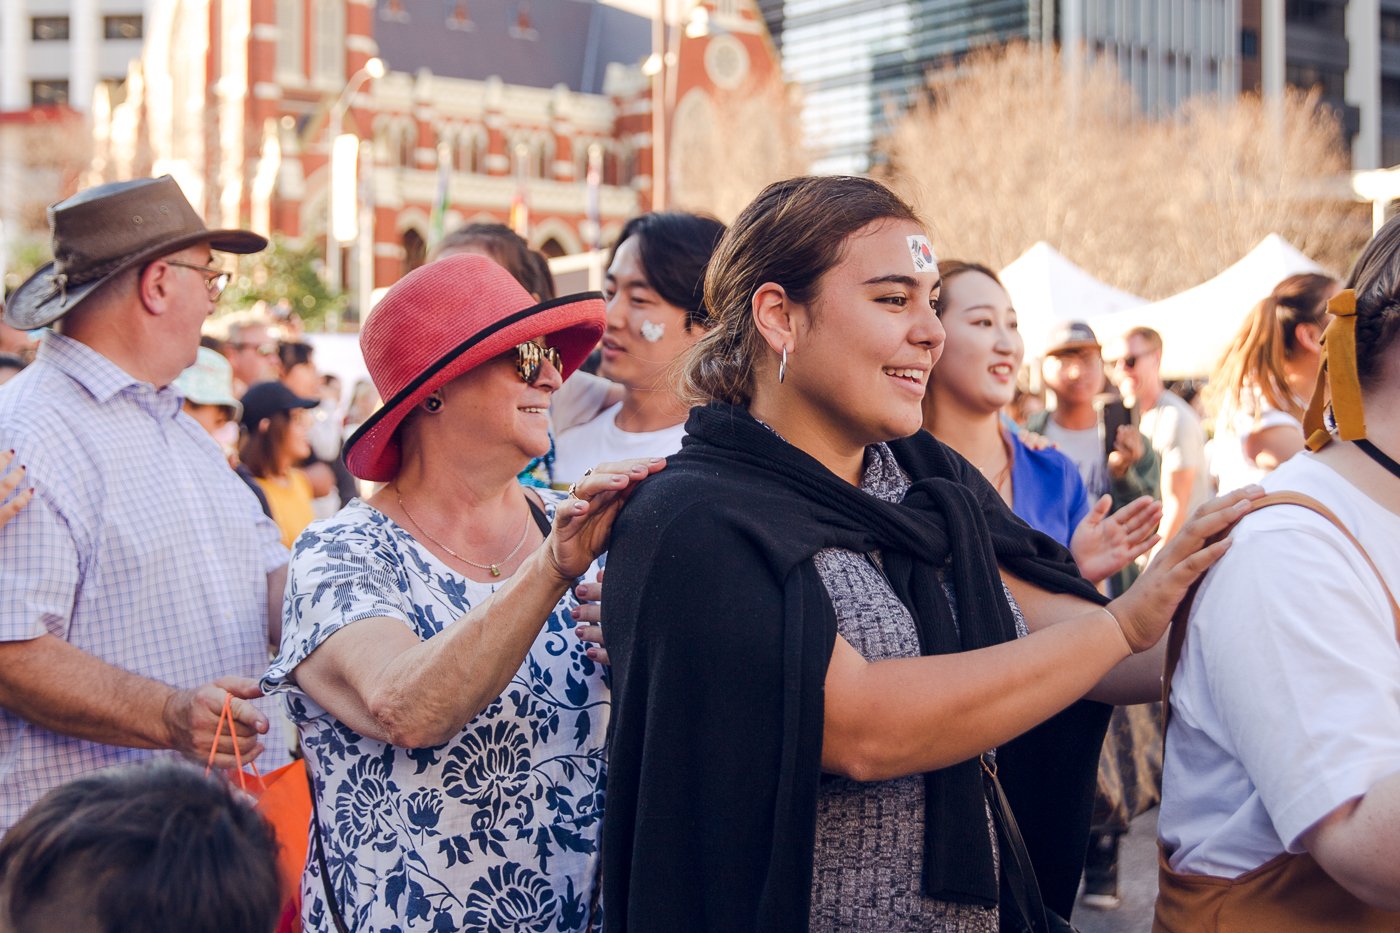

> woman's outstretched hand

[
  {"left": 1107, "top": 485, "right": 1265, "bottom": 653},
  {"left": 544, "top": 458, "right": 666, "bottom": 583},
  {"left": 1070, "top": 494, "right": 1163, "bottom": 584}
]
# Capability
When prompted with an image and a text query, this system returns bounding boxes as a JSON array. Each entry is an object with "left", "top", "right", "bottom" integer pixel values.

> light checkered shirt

[{"left": 0, "top": 333, "right": 288, "bottom": 831}]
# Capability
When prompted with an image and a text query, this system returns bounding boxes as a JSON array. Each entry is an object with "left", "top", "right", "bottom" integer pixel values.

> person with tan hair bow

[{"left": 1156, "top": 216, "right": 1400, "bottom": 930}]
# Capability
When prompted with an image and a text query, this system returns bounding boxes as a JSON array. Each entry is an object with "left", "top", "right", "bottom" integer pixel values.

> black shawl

[{"left": 601, "top": 403, "right": 1109, "bottom": 931}]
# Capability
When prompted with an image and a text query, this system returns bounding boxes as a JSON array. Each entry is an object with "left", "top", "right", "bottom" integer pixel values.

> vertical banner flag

[
  {"left": 585, "top": 143, "right": 602, "bottom": 251},
  {"left": 430, "top": 141, "right": 451, "bottom": 246},
  {"left": 510, "top": 142, "right": 530, "bottom": 237}
]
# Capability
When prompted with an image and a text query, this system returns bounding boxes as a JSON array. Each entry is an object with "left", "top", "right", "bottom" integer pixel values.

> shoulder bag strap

[
  {"left": 1163, "top": 490, "right": 1400, "bottom": 736},
  {"left": 982, "top": 755, "right": 1052, "bottom": 933},
  {"left": 306, "top": 760, "right": 352, "bottom": 933},
  {"left": 526, "top": 496, "right": 551, "bottom": 536}
]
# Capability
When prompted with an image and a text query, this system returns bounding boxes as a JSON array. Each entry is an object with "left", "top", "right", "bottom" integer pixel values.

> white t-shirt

[
  {"left": 1140, "top": 390, "right": 1212, "bottom": 513},
  {"left": 552, "top": 402, "right": 687, "bottom": 485},
  {"left": 552, "top": 371, "right": 616, "bottom": 435},
  {"left": 1040, "top": 419, "right": 1110, "bottom": 500},
  {"left": 1159, "top": 454, "right": 1400, "bottom": 878},
  {"left": 1210, "top": 391, "right": 1304, "bottom": 494}
]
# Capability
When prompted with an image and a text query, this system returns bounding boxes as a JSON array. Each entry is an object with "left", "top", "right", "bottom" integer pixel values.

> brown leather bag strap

[{"left": 1163, "top": 491, "right": 1400, "bottom": 736}]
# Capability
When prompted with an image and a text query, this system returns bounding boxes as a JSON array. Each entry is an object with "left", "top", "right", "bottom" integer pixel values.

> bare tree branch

[{"left": 880, "top": 43, "right": 1369, "bottom": 298}]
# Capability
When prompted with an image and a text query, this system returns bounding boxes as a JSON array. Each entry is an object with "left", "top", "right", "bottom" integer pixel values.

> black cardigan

[{"left": 600, "top": 404, "right": 1110, "bottom": 931}]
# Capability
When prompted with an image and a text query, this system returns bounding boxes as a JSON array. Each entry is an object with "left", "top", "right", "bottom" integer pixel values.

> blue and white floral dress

[{"left": 262, "top": 495, "right": 608, "bottom": 933}]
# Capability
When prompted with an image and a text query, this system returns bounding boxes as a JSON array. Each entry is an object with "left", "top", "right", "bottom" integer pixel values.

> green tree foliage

[{"left": 222, "top": 235, "right": 346, "bottom": 328}]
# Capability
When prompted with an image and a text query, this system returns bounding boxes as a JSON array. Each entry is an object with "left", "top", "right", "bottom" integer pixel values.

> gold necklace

[{"left": 395, "top": 490, "right": 532, "bottom": 577}]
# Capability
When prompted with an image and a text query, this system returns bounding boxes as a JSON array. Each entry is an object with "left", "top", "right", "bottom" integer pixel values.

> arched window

[
  {"left": 615, "top": 144, "right": 634, "bottom": 186},
  {"left": 397, "top": 119, "right": 417, "bottom": 168},
  {"left": 402, "top": 228, "right": 426, "bottom": 275},
  {"left": 603, "top": 144, "right": 621, "bottom": 187},
  {"left": 575, "top": 138, "right": 594, "bottom": 181},
  {"left": 276, "top": 0, "right": 304, "bottom": 78},
  {"left": 538, "top": 135, "right": 556, "bottom": 179},
  {"left": 312, "top": 0, "right": 345, "bottom": 84},
  {"left": 447, "top": 0, "right": 473, "bottom": 29},
  {"left": 459, "top": 127, "right": 487, "bottom": 174}
]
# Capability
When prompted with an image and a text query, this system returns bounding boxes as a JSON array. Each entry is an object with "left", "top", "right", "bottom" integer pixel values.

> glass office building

[
  {"left": 760, "top": 0, "right": 1036, "bottom": 173},
  {"left": 761, "top": 0, "right": 1239, "bottom": 174}
]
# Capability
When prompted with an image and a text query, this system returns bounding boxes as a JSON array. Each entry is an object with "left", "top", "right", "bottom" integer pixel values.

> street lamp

[
  {"left": 326, "top": 56, "right": 385, "bottom": 296},
  {"left": 1353, "top": 165, "right": 1400, "bottom": 233}
]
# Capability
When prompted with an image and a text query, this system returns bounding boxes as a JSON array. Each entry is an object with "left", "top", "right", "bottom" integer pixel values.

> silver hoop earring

[
  {"left": 778, "top": 347, "right": 788, "bottom": 384},
  {"left": 423, "top": 394, "right": 443, "bottom": 413}
]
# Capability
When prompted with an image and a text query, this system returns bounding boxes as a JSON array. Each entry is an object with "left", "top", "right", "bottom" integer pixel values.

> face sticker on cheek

[
  {"left": 640, "top": 320, "right": 666, "bottom": 343},
  {"left": 907, "top": 235, "right": 937, "bottom": 274}
]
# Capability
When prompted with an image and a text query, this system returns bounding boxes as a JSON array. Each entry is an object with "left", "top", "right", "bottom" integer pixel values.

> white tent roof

[
  {"left": 999, "top": 241, "right": 1147, "bottom": 358},
  {"left": 1088, "top": 234, "right": 1328, "bottom": 379}
]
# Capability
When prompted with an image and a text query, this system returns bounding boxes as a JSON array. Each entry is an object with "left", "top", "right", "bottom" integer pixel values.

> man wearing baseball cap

[
  {"left": 1026, "top": 320, "right": 1162, "bottom": 911},
  {"left": 0, "top": 176, "right": 290, "bottom": 831}
]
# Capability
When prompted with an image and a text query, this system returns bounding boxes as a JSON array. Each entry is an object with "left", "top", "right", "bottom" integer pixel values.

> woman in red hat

[{"left": 261, "top": 253, "right": 659, "bottom": 933}]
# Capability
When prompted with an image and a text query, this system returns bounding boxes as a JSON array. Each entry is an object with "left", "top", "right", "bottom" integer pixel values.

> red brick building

[{"left": 89, "top": 0, "right": 782, "bottom": 310}]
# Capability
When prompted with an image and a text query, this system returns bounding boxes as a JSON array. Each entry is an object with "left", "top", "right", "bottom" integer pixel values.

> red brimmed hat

[{"left": 343, "top": 253, "right": 605, "bottom": 481}]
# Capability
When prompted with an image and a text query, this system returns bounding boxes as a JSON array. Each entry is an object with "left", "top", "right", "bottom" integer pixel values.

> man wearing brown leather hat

[{"left": 0, "top": 176, "right": 292, "bottom": 831}]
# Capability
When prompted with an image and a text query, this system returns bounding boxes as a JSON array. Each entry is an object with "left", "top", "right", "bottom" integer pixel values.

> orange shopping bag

[{"left": 206, "top": 694, "right": 312, "bottom": 933}]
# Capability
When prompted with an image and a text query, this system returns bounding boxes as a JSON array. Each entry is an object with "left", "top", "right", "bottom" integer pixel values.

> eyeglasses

[
  {"left": 515, "top": 342, "right": 562, "bottom": 385},
  {"left": 230, "top": 341, "right": 277, "bottom": 356},
  {"left": 165, "top": 259, "right": 231, "bottom": 302}
]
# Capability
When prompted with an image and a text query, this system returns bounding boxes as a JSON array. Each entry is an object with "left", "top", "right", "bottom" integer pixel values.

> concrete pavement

[{"left": 1072, "top": 808, "right": 1159, "bottom": 933}]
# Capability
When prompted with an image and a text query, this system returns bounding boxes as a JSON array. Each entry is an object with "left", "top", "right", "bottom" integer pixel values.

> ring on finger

[{"left": 567, "top": 482, "right": 579, "bottom": 499}]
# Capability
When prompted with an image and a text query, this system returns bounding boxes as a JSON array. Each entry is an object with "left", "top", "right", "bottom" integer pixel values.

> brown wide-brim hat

[
  {"left": 343, "top": 252, "right": 606, "bottom": 482},
  {"left": 5, "top": 175, "right": 267, "bottom": 330}
]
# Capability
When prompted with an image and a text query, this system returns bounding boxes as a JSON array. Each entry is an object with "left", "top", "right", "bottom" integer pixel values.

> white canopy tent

[
  {"left": 999, "top": 241, "right": 1148, "bottom": 360},
  {"left": 1088, "top": 235, "right": 1328, "bottom": 379}
]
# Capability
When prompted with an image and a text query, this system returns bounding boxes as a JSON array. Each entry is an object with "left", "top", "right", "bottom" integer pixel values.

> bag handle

[
  {"left": 1163, "top": 490, "right": 1400, "bottom": 734},
  {"left": 203, "top": 693, "right": 266, "bottom": 793},
  {"left": 982, "top": 755, "right": 1052, "bottom": 933}
]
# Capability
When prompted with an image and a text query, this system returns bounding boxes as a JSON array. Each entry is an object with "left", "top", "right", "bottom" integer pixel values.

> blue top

[{"left": 1007, "top": 430, "right": 1090, "bottom": 548}]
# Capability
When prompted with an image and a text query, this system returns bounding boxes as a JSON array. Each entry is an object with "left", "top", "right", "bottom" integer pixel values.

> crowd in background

[{"left": 0, "top": 170, "right": 1395, "bottom": 933}]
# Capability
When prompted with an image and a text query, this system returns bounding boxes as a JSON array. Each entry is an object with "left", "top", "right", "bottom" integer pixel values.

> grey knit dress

[{"left": 808, "top": 443, "right": 1028, "bottom": 933}]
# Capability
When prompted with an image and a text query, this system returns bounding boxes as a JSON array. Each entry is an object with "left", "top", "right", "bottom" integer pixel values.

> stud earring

[
  {"left": 423, "top": 394, "right": 443, "bottom": 413},
  {"left": 778, "top": 346, "right": 788, "bottom": 384}
]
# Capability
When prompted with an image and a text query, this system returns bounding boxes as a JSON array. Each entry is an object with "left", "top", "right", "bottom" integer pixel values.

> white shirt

[
  {"left": 551, "top": 371, "right": 616, "bottom": 435},
  {"left": 552, "top": 402, "right": 686, "bottom": 485},
  {"left": 1040, "top": 419, "right": 1110, "bottom": 500},
  {"left": 1159, "top": 454, "right": 1400, "bottom": 877},
  {"left": 1210, "top": 391, "right": 1304, "bottom": 494},
  {"left": 1139, "top": 390, "right": 1212, "bottom": 513},
  {"left": 0, "top": 334, "right": 289, "bottom": 831}
]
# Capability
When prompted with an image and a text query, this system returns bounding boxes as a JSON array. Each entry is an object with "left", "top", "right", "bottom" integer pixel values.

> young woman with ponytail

[
  {"left": 1207, "top": 273, "right": 1340, "bottom": 492},
  {"left": 1156, "top": 220, "right": 1400, "bottom": 930}
]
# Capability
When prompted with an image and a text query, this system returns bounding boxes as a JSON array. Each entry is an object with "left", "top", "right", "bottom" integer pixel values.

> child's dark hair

[{"left": 0, "top": 761, "right": 282, "bottom": 933}]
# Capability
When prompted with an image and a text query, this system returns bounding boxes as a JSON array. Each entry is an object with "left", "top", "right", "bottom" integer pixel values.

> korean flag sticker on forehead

[{"left": 908, "top": 235, "right": 936, "bottom": 273}]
